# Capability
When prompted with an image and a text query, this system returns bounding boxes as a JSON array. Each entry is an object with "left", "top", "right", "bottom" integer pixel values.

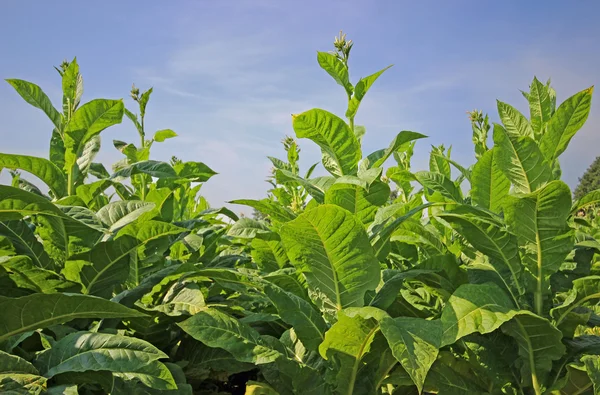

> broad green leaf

[
  {"left": 0, "top": 255, "right": 75, "bottom": 293},
  {"left": 493, "top": 124, "right": 551, "bottom": 193},
  {"left": 0, "top": 350, "right": 39, "bottom": 374},
  {"left": 501, "top": 312, "right": 565, "bottom": 390},
  {"left": 318, "top": 307, "right": 389, "bottom": 394},
  {"left": 112, "top": 160, "right": 177, "bottom": 179},
  {"left": 504, "top": 180, "right": 574, "bottom": 313},
  {"left": 227, "top": 218, "right": 270, "bottom": 239},
  {"left": 96, "top": 200, "right": 156, "bottom": 231},
  {"left": 178, "top": 308, "right": 281, "bottom": 364},
  {"left": 0, "top": 293, "right": 145, "bottom": 341},
  {"left": 153, "top": 129, "right": 177, "bottom": 142},
  {"left": 6, "top": 79, "right": 61, "bottom": 128},
  {"left": 0, "top": 185, "right": 67, "bottom": 221},
  {"left": 264, "top": 283, "right": 327, "bottom": 352},
  {"left": 64, "top": 99, "right": 124, "bottom": 174},
  {"left": 551, "top": 276, "right": 600, "bottom": 328},
  {"left": 251, "top": 233, "right": 288, "bottom": 272},
  {"left": 572, "top": 189, "right": 600, "bottom": 214},
  {"left": 229, "top": 199, "right": 296, "bottom": 222},
  {"left": 0, "top": 220, "right": 51, "bottom": 269},
  {"left": 414, "top": 171, "right": 462, "bottom": 202},
  {"left": 540, "top": 86, "right": 594, "bottom": 164},
  {"left": 380, "top": 317, "right": 442, "bottom": 393},
  {"left": 470, "top": 148, "right": 510, "bottom": 212},
  {"left": 0, "top": 153, "right": 67, "bottom": 198},
  {"left": 497, "top": 100, "right": 534, "bottom": 138},
  {"left": 292, "top": 109, "right": 361, "bottom": 176},
  {"left": 438, "top": 205, "right": 524, "bottom": 305},
  {"left": 324, "top": 180, "right": 390, "bottom": 224},
  {"left": 150, "top": 282, "right": 206, "bottom": 316},
  {"left": 440, "top": 283, "right": 516, "bottom": 346},
  {"left": 527, "top": 77, "right": 553, "bottom": 137},
  {"left": 173, "top": 161, "right": 217, "bottom": 182},
  {"left": 346, "top": 65, "right": 393, "bottom": 119},
  {"left": 0, "top": 373, "right": 46, "bottom": 394},
  {"left": 65, "top": 221, "right": 184, "bottom": 296},
  {"left": 280, "top": 205, "right": 380, "bottom": 311},
  {"left": 317, "top": 51, "right": 351, "bottom": 93},
  {"left": 35, "top": 332, "right": 176, "bottom": 390}
]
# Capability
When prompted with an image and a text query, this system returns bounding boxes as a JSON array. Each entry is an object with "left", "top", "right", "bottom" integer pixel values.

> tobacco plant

[{"left": 0, "top": 33, "right": 599, "bottom": 395}]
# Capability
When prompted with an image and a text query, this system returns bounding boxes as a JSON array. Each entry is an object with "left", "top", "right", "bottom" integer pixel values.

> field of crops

[{"left": 0, "top": 33, "right": 599, "bottom": 395}]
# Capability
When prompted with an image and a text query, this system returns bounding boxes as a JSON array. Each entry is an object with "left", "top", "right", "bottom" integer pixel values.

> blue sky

[{"left": 1, "top": 0, "right": 599, "bottom": 214}]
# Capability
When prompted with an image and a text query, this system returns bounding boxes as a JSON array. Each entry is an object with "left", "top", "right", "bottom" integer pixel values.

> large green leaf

[
  {"left": 0, "top": 153, "right": 67, "bottom": 198},
  {"left": 504, "top": 180, "right": 574, "bottom": 314},
  {"left": 527, "top": 77, "right": 553, "bottom": 137},
  {"left": 317, "top": 52, "right": 351, "bottom": 93},
  {"left": 173, "top": 161, "right": 217, "bottom": 182},
  {"left": 380, "top": 316, "right": 441, "bottom": 393},
  {"left": 493, "top": 124, "right": 551, "bottom": 193},
  {"left": 318, "top": 307, "right": 389, "bottom": 394},
  {"left": 540, "top": 86, "right": 594, "bottom": 164},
  {"left": 64, "top": 99, "right": 124, "bottom": 174},
  {"left": 64, "top": 221, "right": 184, "bottom": 296},
  {"left": 178, "top": 308, "right": 281, "bottom": 364},
  {"left": 280, "top": 205, "right": 380, "bottom": 311},
  {"left": 470, "top": 148, "right": 510, "bottom": 212},
  {"left": 96, "top": 200, "right": 156, "bottom": 232},
  {"left": 0, "top": 255, "right": 75, "bottom": 293},
  {"left": 438, "top": 206, "right": 524, "bottom": 305},
  {"left": 6, "top": 79, "right": 61, "bottom": 128},
  {"left": 292, "top": 109, "right": 361, "bottom": 176},
  {"left": 264, "top": 283, "right": 327, "bottom": 352},
  {"left": 227, "top": 218, "right": 270, "bottom": 239},
  {"left": 440, "top": 283, "right": 516, "bottom": 346},
  {"left": 250, "top": 233, "right": 288, "bottom": 272},
  {"left": 551, "top": 276, "right": 600, "bottom": 328},
  {"left": 112, "top": 160, "right": 177, "bottom": 180},
  {"left": 497, "top": 100, "right": 534, "bottom": 139},
  {"left": 0, "top": 185, "right": 67, "bottom": 221},
  {"left": 414, "top": 171, "right": 462, "bottom": 202},
  {"left": 0, "top": 220, "right": 52, "bottom": 269},
  {"left": 0, "top": 350, "right": 39, "bottom": 374},
  {"left": 35, "top": 332, "right": 176, "bottom": 390},
  {"left": 0, "top": 293, "right": 145, "bottom": 341},
  {"left": 229, "top": 199, "right": 296, "bottom": 222},
  {"left": 324, "top": 180, "right": 390, "bottom": 224},
  {"left": 501, "top": 312, "right": 565, "bottom": 391}
]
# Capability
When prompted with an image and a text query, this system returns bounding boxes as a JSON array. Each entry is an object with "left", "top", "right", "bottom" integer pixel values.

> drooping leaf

[
  {"left": 380, "top": 316, "right": 442, "bottom": 393},
  {"left": 178, "top": 308, "right": 281, "bottom": 364},
  {"left": 264, "top": 283, "right": 327, "bottom": 352},
  {"left": 0, "top": 293, "right": 145, "bottom": 342},
  {"left": 280, "top": 205, "right": 380, "bottom": 311},
  {"left": 227, "top": 218, "right": 270, "bottom": 239},
  {"left": 501, "top": 312, "right": 565, "bottom": 390},
  {"left": 0, "top": 255, "right": 75, "bottom": 293},
  {"left": 229, "top": 199, "right": 296, "bottom": 222},
  {"left": 292, "top": 109, "right": 361, "bottom": 176},
  {"left": 318, "top": 307, "right": 389, "bottom": 394},
  {"left": 362, "top": 131, "right": 426, "bottom": 169},
  {"left": 0, "top": 153, "right": 67, "bottom": 198},
  {"left": 0, "top": 220, "right": 52, "bottom": 269},
  {"left": 414, "top": 171, "right": 462, "bottom": 202},
  {"left": 0, "top": 185, "right": 67, "bottom": 221},
  {"left": 438, "top": 205, "right": 524, "bottom": 306},
  {"left": 440, "top": 283, "right": 516, "bottom": 346},
  {"left": 35, "top": 332, "right": 176, "bottom": 390},
  {"left": 96, "top": 200, "right": 156, "bottom": 232}
]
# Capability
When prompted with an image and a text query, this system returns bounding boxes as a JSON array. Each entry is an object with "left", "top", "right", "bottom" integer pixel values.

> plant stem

[{"left": 535, "top": 232, "right": 543, "bottom": 316}]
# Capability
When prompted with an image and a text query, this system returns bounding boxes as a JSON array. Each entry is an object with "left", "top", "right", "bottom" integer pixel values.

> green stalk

[{"left": 535, "top": 233, "right": 543, "bottom": 316}]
